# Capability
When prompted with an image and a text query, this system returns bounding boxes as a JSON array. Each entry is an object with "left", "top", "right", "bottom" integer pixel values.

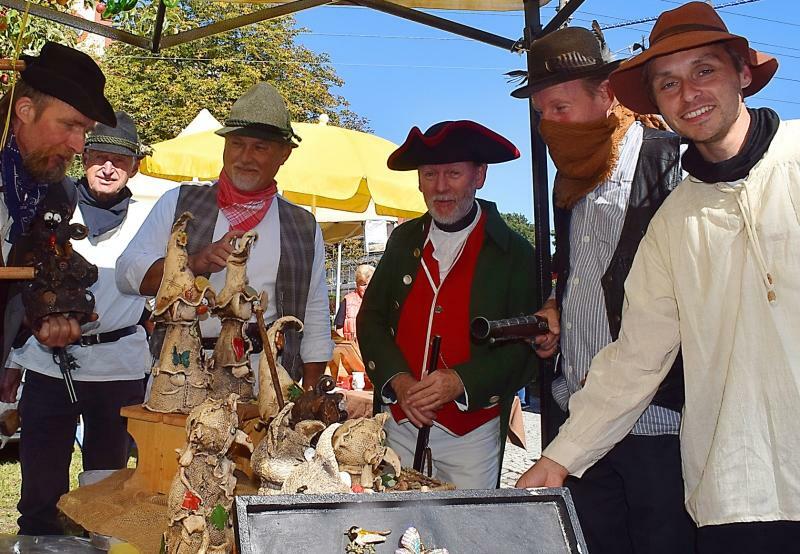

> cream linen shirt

[{"left": 544, "top": 120, "right": 800, "bottom": 527}]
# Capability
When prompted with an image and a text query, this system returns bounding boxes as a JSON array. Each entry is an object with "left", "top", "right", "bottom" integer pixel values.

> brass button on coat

[
  {"left": 402, "top": 274, "right": 413, "bottom": 285},
  {"left": 368, "top": 360, "right": 376, "bottom": 370},
  {"left": 434, "top": 305, "right": 443, "bottom": 314},
  {"left": 393, "top": 300, "right": 400, "bottom": 309},
  {"left": 413, "top": 248, "right": 421, "bottom": 258}
]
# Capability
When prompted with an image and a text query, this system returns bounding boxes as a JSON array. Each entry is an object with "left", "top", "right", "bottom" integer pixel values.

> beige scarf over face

[{"left": 541, "top": 104, "right": 659, "bottom": 209}]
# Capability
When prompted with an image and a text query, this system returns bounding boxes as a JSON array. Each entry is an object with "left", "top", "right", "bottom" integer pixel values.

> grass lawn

[{"left": 0, "top": 444, "right": 85, "bottom": 536}]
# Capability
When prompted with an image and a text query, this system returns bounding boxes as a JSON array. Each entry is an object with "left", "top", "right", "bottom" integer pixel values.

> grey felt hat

[
  {"left": 85, "top": 111, "right": 147, "bottom": 158},
  {"left": 215, "top": 82, "right": 301, "bottom": 147}
]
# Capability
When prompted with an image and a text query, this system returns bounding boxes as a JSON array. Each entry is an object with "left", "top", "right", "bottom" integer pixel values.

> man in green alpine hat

[{"left": 117, "top": 82, "right": 333, "bottom": 391}]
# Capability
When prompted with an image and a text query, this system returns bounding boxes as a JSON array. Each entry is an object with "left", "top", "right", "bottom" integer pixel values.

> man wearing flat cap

[
  {"left": 357, "top": 120, "right": 538, "bottom": 489},
  {"left": 0, "top": 41, "right": 116, "bottom": 369},
  {"left": 117, "top": 82, "right": 332, "bottom": 390},
  {"left": 0, "top": 111, "right": 151, "bottom": 536},
  {"left": 509, "top": 24, "right": 694, "bottom": 554},
  {"left": 519, "top": 2, "right": 800, "bottom": 550}
]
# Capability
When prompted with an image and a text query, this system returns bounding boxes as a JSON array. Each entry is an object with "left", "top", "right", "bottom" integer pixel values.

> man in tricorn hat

[
  {"left": 1, "top": 111, "right": 150, "bottom": 535},
  {"left": 0, "top": 41, "right": 116, "bottom": 368},
  {"left": 117, "top": 82, "right": 332, "bottom": 389},
  {"left": 509, "top": 24, "right": 694, "bottom": 553},
  {"left": 518, "top": 2, "right": 800, "bottom": 550},
  {"left": 357, "top": 121, "right": 538, "bottom": 488}
]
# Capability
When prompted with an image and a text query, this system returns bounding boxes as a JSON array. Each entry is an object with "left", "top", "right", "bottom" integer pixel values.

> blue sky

[{"left": 293, "top": 0, "right": 799, "bottom": 221}]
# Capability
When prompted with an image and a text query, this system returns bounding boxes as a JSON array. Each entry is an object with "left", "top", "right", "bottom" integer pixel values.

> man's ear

[
  {"left": 740, "top": 64, "right": 753, "bottom": 91},
  {"left": 14, "top": 96, "right": 37, "bottom": 125},
  {"left": 599, "top": 79, "right": 614, "bottom": 108},
  {"left": 475, "top": 163, "right": 488, "bottom": 190}
]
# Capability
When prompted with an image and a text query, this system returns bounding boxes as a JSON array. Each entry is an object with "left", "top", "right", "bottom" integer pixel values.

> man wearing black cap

[
  {"left": 509, "top": 25, "right": 694, "bottom": 553},
  {"left": 117, "top": 82, "right": 332, "bottom": 390},
  {"left": 357, "top": 120, "right": 538, "bottom": 489},
  {"left": 1, "top": 111, "right": 150, "bottom": 536},
  {"left": 0, "top": 41, "right": 116, "bottom": 369}
]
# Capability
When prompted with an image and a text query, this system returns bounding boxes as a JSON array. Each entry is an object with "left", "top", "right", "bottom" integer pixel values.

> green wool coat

[{"left": 357, "top": 199, "right": 540, "bottom": 472}]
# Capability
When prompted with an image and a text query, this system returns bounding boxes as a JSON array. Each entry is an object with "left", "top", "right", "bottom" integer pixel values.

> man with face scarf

[
  {"left": 357, "top": 121, "right": 539, "bottom": 489},
  {"left": 509, "top": 25, "right": 695, "bottom": 554}
]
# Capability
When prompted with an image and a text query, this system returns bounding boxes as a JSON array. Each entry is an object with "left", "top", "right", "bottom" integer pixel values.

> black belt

[
  {"left": 201, "top": 322, "right": 264, "bottom": 354},
  {"left": 76, "top": 325, "right": 139, "bottom": 347}
]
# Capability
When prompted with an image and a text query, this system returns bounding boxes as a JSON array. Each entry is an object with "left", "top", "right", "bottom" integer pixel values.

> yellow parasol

[{"left": 139, "top": 117, "right": 427, "bottom": 219}]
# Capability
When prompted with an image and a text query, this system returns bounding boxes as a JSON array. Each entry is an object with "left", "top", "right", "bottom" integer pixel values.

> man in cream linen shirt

[{"left": 517, "top": 3, "right": 800, "bottom": 552}]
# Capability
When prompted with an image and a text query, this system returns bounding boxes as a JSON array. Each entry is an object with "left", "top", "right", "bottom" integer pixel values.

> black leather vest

[{"left": 553, "top": 127, "right": 685, "bottom": 412}]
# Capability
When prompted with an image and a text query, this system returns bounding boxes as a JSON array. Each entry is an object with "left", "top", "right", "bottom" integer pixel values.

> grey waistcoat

[{"left": 152, "top": 182, "right": 317, "bottom": 380}]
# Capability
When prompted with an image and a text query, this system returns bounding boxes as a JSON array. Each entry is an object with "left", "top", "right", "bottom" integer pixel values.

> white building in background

[{"left": 72, "top": 0, "right": 112, "bottom": 56}]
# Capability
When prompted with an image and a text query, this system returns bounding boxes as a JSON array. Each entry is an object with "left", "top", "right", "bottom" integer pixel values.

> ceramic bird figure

[{"left": 346, "top": 526, "right": 391, "bottom": 546}]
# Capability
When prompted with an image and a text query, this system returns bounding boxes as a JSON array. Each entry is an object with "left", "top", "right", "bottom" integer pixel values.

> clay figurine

[
  {"left": 164, "top": 394, "right": 252, "bottom": 553},
  {"left": 256, "top": 314, "right": 304, "bottom": 421},
  {"left": 395, "top": 527, "right": 449, "bottom": 554},
  {"left": 208, "top": 230, "right": 259, "bottom": 402},
  {"left": 291, "top": 375, "right": 348, "bottom": 426},
  {"left": 345, "top": 527, "right": 391, "bottom": 554},
  {"left": 145, "top": 212, "right": 215, "bottom": 414},
  {"left": 332, "top": 412, "right": 401, "bottom": 492},
  {"left": 250, "top": 402, "right": 326, "bottom": 494},
  {"left": 279, "top": 421, "right": 352, "bottom": 495}
]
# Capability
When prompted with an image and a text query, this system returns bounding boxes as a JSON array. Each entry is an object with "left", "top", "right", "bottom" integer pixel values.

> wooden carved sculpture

[
  {"left": 17, "top": 202, "right": 97, "bottom": 326},
  {"left": 145, "top": 212, "right": 215, "bottom": 414},
  {"left": 208, "top": 230, "right": 259, "bottom": 402},
  {"left": 164, "top": 394, "right": 252, "bottom": 553}
]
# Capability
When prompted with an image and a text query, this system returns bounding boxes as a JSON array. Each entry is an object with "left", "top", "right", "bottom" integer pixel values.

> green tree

[
  {"left": 501, "top": 212, "right": 535, "bottom": 246},
  {"left": 101, "top": 2, "right": 368, "bottom": 145},
  {"left": 0, "top": 1, "right": 79, "bottom": 89}
]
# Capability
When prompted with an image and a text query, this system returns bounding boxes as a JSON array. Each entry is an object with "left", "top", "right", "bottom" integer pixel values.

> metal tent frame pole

[{"left": 523, "top": 0, "right": 554, "bottom": 448}]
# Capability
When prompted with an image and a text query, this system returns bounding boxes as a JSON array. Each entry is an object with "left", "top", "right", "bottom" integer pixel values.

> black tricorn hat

[
  {"left": 85, "top": 111, "right": 147, "bottom": 159},
  {"left": 509, "top": 23, "right": 622, "bottom": 98},
  {"left": 387, "top": 120, "right": 520, "bottom": 171},
  {"left": 20, "top": 42, "right": 115, "bottom": 127}
]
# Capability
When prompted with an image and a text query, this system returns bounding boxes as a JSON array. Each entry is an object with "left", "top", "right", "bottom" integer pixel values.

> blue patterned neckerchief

[{"left": 1, "top": 132, "right": 48, "bottom": 241}]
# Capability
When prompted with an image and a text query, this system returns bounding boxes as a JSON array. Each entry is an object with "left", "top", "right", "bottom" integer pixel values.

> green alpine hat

[{"left": 215, "top": 82, "right": 301, "bottom": 148}]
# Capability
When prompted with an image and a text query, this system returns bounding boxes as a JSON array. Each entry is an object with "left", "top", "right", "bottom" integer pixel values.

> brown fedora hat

[
  {"left": 510, "top": 24, "right": 622, "bottom": 98},
  {"left": 609, "top": 1, "right": 778, "bottom": 114}
]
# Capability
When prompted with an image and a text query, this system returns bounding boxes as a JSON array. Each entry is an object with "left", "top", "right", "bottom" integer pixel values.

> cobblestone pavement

[{"left": 500, "top": 410, "right": 542, "bottom": 488}]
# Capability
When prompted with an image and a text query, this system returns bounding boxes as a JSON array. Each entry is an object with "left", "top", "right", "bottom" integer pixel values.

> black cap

[{"left": 20, "top": 42, "right": 115, "bottom": 126}]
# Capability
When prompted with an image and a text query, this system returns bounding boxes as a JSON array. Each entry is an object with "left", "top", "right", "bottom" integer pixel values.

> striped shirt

[{"left": 552, "top": 122, "right": 680, "bottom": 436}]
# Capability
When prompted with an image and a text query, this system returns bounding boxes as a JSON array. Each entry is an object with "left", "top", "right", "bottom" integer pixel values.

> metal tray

[{"left": 235, "top": 488, "right": 587, "bottom": 553}]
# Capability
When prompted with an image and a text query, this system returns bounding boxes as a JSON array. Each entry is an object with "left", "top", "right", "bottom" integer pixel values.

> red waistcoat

[{"left": 391, "top": 213, "right": 500, "bottom": 436}]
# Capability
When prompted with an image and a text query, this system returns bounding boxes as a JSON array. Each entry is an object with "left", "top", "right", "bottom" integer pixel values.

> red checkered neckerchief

[{"left": 216, "top": 170, "right": 277, "bottom": 231}]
